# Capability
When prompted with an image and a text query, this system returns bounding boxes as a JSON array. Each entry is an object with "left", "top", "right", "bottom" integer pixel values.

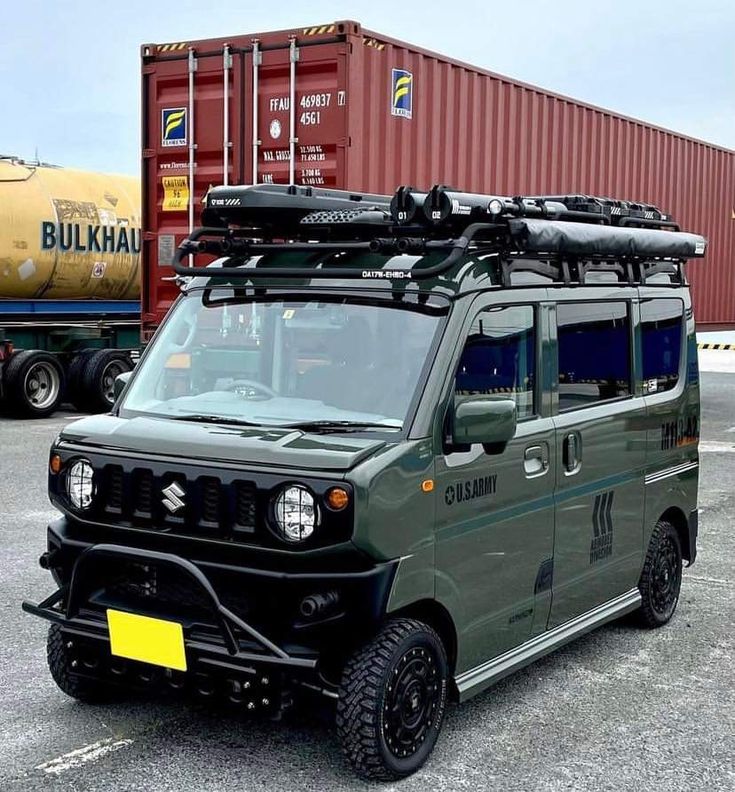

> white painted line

[
  {"left": 698, "top": 349, "right": 735, "bottom": 374},
  {"left": 686, "top": 575, "right": 729, "bottom": 587},
  {"left": 699, "top": 441, "right": 735, "bottom": 453},
  {"left": 35, "top": 738, "right": 133, "bottom": 776}
]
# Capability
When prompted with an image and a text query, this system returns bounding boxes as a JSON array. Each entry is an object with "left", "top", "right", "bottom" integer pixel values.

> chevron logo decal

[{"left": 590, "top": 491, "right": 614, "bottom": 563}]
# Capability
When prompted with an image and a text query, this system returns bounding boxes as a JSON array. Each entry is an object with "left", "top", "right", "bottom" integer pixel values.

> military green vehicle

[{"left": 23, "top": 184, "right": 704, "bottom": 779}]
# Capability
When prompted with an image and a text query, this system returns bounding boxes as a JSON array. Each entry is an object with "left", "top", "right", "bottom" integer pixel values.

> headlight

[
  {"left": 67, "top": 459, "right": 95, "bottom": 510},
  {"left": 273, "top": 485, "right": 319, "bottom": 542}
]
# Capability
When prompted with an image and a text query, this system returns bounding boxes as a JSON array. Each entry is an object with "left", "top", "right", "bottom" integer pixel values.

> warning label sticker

[{"left": 162, "top": 176, "right": 189, "bottom": 212}]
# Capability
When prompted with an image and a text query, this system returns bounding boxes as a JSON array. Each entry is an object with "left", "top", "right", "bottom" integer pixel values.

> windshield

[{"left": 121, "top": 290, "right": 447, "bottom": 431}]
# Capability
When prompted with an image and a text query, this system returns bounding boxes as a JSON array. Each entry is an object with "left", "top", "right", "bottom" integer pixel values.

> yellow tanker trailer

[{"left": 0, "top": 157, "right": 141, "bottom": 417}]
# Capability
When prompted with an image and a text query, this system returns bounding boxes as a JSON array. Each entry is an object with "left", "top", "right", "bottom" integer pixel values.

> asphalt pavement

[{"left": 1, "top": 373, "right": 733, "bottom": 791}]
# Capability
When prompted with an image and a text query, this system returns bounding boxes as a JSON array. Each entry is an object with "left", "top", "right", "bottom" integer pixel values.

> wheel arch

[
  {"left": 658, "top": 506, "right": 692, "bottom": 562},
  {"left": 388, "top": 598, "right": 458, "bottom": 679}
]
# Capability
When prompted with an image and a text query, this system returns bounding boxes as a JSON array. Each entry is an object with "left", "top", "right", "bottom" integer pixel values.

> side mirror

[
  {"left": 113, "top": 370, "right": 133, "bottom": 400},
  {"left": 450, "top": 397, "right": 517, "bottom": 451}
]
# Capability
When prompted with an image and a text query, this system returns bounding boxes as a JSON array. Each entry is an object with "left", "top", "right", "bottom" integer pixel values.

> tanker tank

[
  {"left": 0, "top": 157, "right": 142, "bottom": 419},
  {"left": 0, "top": 158, "right": 140, "bottom": 300}
]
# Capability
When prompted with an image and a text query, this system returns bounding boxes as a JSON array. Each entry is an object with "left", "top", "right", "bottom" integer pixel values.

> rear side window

[
  {"left": 641, "top": 299, "right": 683, "bottom": 394},
  {"left": 455, "top": 305, "right": 535, "bottom": 418},
  {"left": 557, "top": 302, "right": 631, "bottom": 410}
]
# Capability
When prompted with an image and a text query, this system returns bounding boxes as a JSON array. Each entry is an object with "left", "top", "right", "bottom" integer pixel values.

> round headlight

[
  {"left": 273, "top": 485, "right": 319, "bottom": 543},
  {"left": 67, "top": 459, "right": 95, "bottom": 510}
]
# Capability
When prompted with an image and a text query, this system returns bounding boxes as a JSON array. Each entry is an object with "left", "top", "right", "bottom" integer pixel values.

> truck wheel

[
  {"left": 79, "top": 350, "right": 133, "bottom": 413},
  {"left": 47, "top": 624, "right": 114, "bottom": 702},
  {"left": 65, "top": 350, "right": 97, "bottom": 412},
  {"left": 3, "top": 350, "right": 65, "bottom": 418},
  {"left": 638, "top": 520, "right": 683, "bottom": 628},
  {"left": 336, "top": 618, "right": 448, "bottom": 780}
]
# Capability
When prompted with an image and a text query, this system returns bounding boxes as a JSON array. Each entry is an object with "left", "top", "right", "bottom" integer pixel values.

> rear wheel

[
  {"left": 3, "top": 350, "right": 65, "bottom": 418},
  {"left": 336, "top": 618, "right": 448, "bottom": 780},
  {"left": 638, "top": 520, "right": 683, "bottom": 628},
  {"left": 78, "top": 350, "right": 133, "bottom": 413},
  {"left": 47, "top": 624, "right": 115, "bottom": 702},
  {"left": 65, "top": 349, "right": 96, "bottom": 412}
]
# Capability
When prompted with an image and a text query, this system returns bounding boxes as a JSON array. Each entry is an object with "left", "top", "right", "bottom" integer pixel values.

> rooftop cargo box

[{"left": 141, "top": 20, "right": 735, "bottom": 336}]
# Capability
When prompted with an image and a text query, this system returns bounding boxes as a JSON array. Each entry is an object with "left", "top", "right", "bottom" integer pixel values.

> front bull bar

[{"left": 22, "top": 543, "right": 318, "bottom": 672}]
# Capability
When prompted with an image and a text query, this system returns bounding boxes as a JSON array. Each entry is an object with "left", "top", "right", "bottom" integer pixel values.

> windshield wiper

[
  {"left": 166, "top": 414, "right": 262, "bottom": 427},
  {"left": 280, "top": 420, "right": 401, "bottom": 433}
]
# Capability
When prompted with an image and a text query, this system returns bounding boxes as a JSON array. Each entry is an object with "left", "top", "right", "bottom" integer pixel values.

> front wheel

[
  {"left": 47, "top": 624, "right": 116, "bottom": 702},
  {"left": 638, "top": 520, "right": 683, "bottom": 628},
  {"left": 336, "top": 618, "right": 448, "bottom": 780}
]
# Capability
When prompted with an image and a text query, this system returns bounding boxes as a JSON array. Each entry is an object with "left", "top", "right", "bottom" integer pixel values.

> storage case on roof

[{"left": 141, "top": 20, "right": 734, "bottom": 335}]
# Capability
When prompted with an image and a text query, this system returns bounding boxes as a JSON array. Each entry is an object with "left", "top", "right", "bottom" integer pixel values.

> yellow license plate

[{"left": 107, "top": 609, "right": 187, "bottom": 671}]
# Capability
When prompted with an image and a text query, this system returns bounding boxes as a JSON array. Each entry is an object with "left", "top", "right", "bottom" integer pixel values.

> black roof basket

[{"left": 173, "top": 183, "right": 706, "bottom": 283}]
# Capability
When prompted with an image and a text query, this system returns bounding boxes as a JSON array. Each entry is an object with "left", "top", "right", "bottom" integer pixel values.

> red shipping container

[{"left": 141, "top": 20, "right": 735, "bottom": 337}]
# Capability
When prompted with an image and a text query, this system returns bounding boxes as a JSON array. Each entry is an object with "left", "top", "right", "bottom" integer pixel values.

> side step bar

[{"left": 455, "top": 588, "right": 641, "bottom": 701}]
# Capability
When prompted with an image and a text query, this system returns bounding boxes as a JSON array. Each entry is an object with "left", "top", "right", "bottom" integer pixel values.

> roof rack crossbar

[{"left": 173, "top": 223, "right": 499, "bottom": 281}]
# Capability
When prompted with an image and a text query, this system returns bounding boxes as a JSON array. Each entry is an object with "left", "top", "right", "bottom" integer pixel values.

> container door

[
  {"left": 549, "top": 295, "right": 646, "bottom": 628},
  {"left": 141, "top": 45, "right": 246, "bottom": 339},
  {"left": 141, "top": 36, "right": 349, "bottom": 340},
  {"left": 435, "top": 294, "right": 556, "bottom": 674},
  {"left": 256, "top": 39, "right": 347, "bottom": 187}
]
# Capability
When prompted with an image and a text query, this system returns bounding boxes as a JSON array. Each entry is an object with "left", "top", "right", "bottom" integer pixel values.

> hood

[{"left": 58, "top": 414, "right": 389, "bottom": 473}]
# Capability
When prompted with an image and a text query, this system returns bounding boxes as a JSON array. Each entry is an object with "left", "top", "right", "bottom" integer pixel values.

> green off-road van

[{"left": 24, "top": 184, "right": 704, "bottom": 779}]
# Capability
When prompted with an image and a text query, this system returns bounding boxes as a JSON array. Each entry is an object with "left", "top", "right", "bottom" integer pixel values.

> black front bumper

[{"left": 23, "top": 518, "right": 397, "bottom": 686}]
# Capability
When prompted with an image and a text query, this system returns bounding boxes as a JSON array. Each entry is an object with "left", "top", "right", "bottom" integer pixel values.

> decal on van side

[
  {"left": 444, "top": 474, "right": 497, "bottom": 506},
  {"left": 590, "top": 491, "right": 614, "bottom": 564}
]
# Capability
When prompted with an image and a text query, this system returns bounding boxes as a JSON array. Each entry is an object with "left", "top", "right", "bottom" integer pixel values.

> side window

[
  {"left": 557, "top": 302, "right": 631, "bottom": 411},
  {"left": 641, "top": 298, "right": 683, "bottom": 394},
  {"left": 455, "top": 305, "right": 535, "bottom": 419}
]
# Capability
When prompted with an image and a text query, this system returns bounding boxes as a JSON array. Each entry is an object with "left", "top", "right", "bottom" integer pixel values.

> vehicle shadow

[{"left": 87, "top": 617, "right": 647, "bottom": 789}]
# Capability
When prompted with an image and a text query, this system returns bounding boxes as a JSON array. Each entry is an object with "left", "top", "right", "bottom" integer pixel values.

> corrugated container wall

[{"left": 141, "top": 21, "right": 734, "bottom": 336}]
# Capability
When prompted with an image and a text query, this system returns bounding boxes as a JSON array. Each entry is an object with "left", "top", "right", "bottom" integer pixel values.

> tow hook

[{"left": 39, "top": 550, "right": 57, "bottom": 570}]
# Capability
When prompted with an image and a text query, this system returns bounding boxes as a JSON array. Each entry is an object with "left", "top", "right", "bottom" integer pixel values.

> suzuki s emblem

[{"left": 162, "top": 482, "right": 186, "bottom": 513}]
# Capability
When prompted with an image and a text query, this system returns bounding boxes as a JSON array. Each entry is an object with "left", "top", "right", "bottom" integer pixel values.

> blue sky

[{"left": 1, "top": 0, "right": 733, "bottom": 175}]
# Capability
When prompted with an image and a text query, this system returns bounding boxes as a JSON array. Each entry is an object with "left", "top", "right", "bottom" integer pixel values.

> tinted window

[
  {"left": 455, "top": 305, "right": 535, "bottom": 418},
  {"left": 557, "top": 302, "right": 631, "bottom": 410},
  {"left": 641, "top": 299, "right": 683, "bottom": 393}
]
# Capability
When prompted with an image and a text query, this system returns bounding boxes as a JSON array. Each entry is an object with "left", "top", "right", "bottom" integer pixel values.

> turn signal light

[
  {"left": 49, "top": 454, "right": 62, "bottom": 475},
  {"left": 326, "top": 487, "right": 350, "bottom": 511}
]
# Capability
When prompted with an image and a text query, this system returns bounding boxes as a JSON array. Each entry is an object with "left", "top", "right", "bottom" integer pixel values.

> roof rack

[{"left": 173, "top": 183, "right": 706, "bottom": 284}]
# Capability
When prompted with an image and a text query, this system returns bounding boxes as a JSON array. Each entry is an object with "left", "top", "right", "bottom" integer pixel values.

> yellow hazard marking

[
  {"left": 162, "top": 176, "right": 189, "bottom": 212},
  {"left": 302, "top": 24, "right": 336, "bottom": 35},
  {"left": 107, "top": 609, "right": 187, "bottom": 671},
  {"left": 698, "top": 343, "right": 735, "bottom": 350},
  {"left": 157, "top": 43, "right": 188, "bottom": 52},
  {"left": 363, "top": 37, "right": 386, "bottom": 50}
]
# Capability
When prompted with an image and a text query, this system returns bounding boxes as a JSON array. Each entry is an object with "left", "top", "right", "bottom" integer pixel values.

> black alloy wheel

[
  {"left": 383, "top": 644, "right": 442, "bottom": 759},
  {"left": 638, "top": 520, "right": 683, "bottom": 627}
]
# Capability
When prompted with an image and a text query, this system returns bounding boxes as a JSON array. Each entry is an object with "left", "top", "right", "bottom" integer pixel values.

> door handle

[
  {"left": 524, "top": 444, "right": 549, "bottom": 477},
  {"left": 563, "top": 432, "right": 582, "bottom": 474}
]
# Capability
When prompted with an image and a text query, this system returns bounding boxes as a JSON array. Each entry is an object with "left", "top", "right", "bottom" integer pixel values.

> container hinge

[
  {"left": 290, "top": 44, "right": 300, "bottom": 62},
  {"left": 223, "top": 50, "right": 233, "bottom": 69},
  {"left": 252, "top": 46, "right": 262, "bottom": 66},
  {"left": 188, "top": 50, "right": 198, "bottom": 72}
]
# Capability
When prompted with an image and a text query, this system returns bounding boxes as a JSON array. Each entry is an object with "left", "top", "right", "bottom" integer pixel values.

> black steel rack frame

[{"left": 172, "top": 183, "right": 707, "bottom": 287}]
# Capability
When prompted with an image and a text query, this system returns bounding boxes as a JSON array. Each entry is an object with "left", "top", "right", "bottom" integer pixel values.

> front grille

[
  {"left": 235, "top": 482, "right": 257, "bottom": 533},
  {"left": 83, "top": 458, "right": 353, "bottom": 550},
  {"left": 106, "top": 466, "right": 123, "bottom": 511},
  {"left": 133, "top": 469, "right": 154, "bottom": 517},
  {"left": 101, "top": 464, "right": 263, "bottom": 543}
]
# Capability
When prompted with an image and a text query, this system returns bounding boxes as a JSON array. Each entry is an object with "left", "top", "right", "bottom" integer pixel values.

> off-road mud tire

[{"left": 336, "top": 618, "right": 448, "bottom": 780}]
